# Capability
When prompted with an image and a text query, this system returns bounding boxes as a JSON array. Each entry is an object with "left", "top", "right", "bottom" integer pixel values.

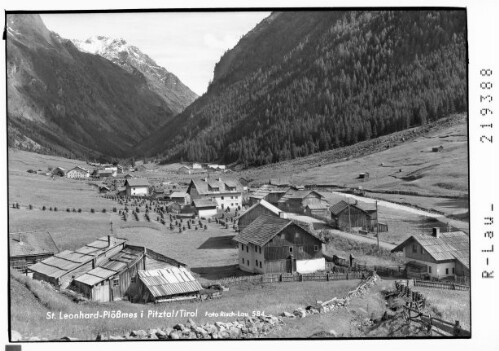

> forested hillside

[
  {"left": 136, "top": 11, "right": 467, "bottom": 167},
  {"left": 7, "top": 14, "right": 179, "bottom": 159}
]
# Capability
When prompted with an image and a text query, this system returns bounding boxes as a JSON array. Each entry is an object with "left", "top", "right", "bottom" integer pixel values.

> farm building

[
  {"left": 432, "top": 145, "right": 444, "bottom": 152},
  {"left": 187, "top": 177, "right": 243, "bottom": 210},
  {"left": 358, "top": 172, "right": 370, "bottom": 180},
  {"left": 304, "top": 203, "right": 329, "bottom": 218},
  {"left": 237, "top": 199, "right": 284, "bottom": 232},
  {"left": 169, "top": 191, "right": 191, "bottom": 205},
  {"left": 192, "top": 163, "right": 203, "bottom": 169},
  {"left": 234, "top": 215, "right": 325, "bottom": 274},
  {"left": 9, "top": 231, "right": 59, "bottom": 273},
  {"left": 248, "top": 185, "right": 289, "bottom": 206},
  {"left": 130, "top": 267, "right": 203, "bottom": 303},
  {"left": 391, "top": 228, "right": 470, "bottom": 279},
  {"left": 99, "top": 185, "right": 111, "bottom": 194},
  {"left": 193, "top": 198, "right": 218, "bottom": 217},
  {"left": 125, "top": 178, "right": 150, "bottom": 197},
  {"left": 207, "top": 164, "right": 226, "bottom": 171},
  {"left": 178, "top": 166, "right": 192, "bottom": 174},
  {"left": 329, "top": 199, "right": 379, "bottom": 232},
  {"left": 66, "top": 166, "right": 90, "bottom": 179},
  {"left": 30, "top": 236, "right": 189, "bottom": 302},
  {"left": 51, "top": 167, "right": 66, "bottom": 177},
  {"left": 97, "top": 170, "right": 115, "bottom": 178},
  {"left": 277, "top": 188, "right": 325, "bottom": 214},
  {"left": 124, "top": 173, "right": 133, "bottom": 179}
]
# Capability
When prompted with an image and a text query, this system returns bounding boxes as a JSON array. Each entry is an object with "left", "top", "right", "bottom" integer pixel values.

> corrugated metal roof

[
  {"left": 392, "top": 231, "right": 469, "bottom": 268},
  {"left": 138, "top": 267, "right": 202, "bottom": 298},
  {"left": 74, "top": 273, "right": 105, "bottom": 286}
]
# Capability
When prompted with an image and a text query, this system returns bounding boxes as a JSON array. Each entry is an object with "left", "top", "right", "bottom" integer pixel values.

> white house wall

[{"left": 296, "top": 258, "right": 325, "bottom": 274}]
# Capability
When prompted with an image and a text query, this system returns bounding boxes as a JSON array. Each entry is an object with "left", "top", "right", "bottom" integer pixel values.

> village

[{"left": 8, "top": 121, "right": 471, "bottom": 339}]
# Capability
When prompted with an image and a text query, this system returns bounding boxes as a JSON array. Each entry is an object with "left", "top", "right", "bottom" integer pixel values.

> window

[
  {"left": 428, "top": 266, "right": 432, "bottom": 273},
  {"left": 420, "top": 246, "right": 424, "bottom": 254},
  {"left": 255, "top": 260, "right": 258, "bottom": 266},
  {"left": 221, "top": 196, "right": 224, "bottom": 200},
  {"left": 314, "top": 245, "right": 319, "bottom": 252},
  {"left": 246, "top": 246, "right": 249, "bottom": 253},
  {"left": 259, "top": 247, "right": 262, "bottom": 254},
  {"left": 259, "top": 262, "right": 262, "bottom": 268},
  {"left": 255, "top": 246, "right": 257, "bottom": 252},
  {"left": 131, "top": 277, "right": 136, "bottom": 283},
  {"left": 452, "top": 267, "right": 455, "bottom": 274},
  {"left": 247, "top": 260, "right": 249, "bottom": 266},
  {"left": 280, "top": 233, "right": 285, "bottom": 240},
  {"left": 412, "top": 244, "right": 417, "bottom": 253},
  {"left": 445, "top": 268, "right": 449, "bottom": 275},
  {"left": 242, "top": 258, "right": 245, "bottom": 264},
  {"left": 289, "top": 247, "right": 293, "bottom": 253},
  {"left": 240, "top": 244, "right": 243, "bottom": 250},
  {"left": 112, "top": 279, "right": 119, "bottom": 287},
  {"left": 299, "top": 246, "right": 304, "bottom": 253}
]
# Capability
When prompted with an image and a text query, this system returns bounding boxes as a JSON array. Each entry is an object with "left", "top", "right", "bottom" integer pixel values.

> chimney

[{"left": 432, "top": 227, "right": 440, "bottom": 238}]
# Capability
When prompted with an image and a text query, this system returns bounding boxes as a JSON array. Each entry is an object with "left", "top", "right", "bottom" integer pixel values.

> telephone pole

[{"left": 376, "top": 200, "right": 379, "bottom": 251}]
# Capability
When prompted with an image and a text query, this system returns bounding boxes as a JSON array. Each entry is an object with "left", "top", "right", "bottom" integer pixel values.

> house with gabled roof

[
  {"left": 169, "top": 191, "right": 191, "bottom": 205},
  {"left": 9, "top": 231, "right": 59, "bottom": 273},
  {"left": 124, "top": 178, "right": 150, "bottom": 197},
  {"left": 391, "top": 228, "right": 469, "bottom": 279},
  {"left": 187, "top": 177, "right": 243, "bottom": 210},
  {"left": 193, "top": 198, "right": 218, "bottom": 217},
  {"left": 249, "top": 184, "right": 289, "bottom": 206},
  {"left": 237, "top": 199, "right": 284, "bottom": 232},
  {"left": 277, "top": 188, "right": 325, "bottom": 214},
  {"left": 234, "top": 215, "right": 325, "bottom": 274},
  {"left": 66, "top": 166, "right": 90, "bottom": 179}
]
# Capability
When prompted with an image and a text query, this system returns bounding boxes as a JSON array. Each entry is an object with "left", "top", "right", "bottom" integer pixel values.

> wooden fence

[
  {"left": 413, "top": 279, "right": 470, "bottom": 291},
  {"left": 395, "top": 280, "right": 470, "bottom": 336},
  {"left": 215, "top": 271, "right": 367, "bottom": 286}
]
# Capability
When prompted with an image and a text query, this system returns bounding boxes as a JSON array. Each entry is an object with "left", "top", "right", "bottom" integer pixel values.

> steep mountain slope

[
  {"left": 135, "top": 11, "right": 467, "bottom": 167},
  {"left": 6, "top": 14, "right": 177, "bottom": 159},
  {"left": 72, "top": 36, "right": 197, "bottom": 115}
]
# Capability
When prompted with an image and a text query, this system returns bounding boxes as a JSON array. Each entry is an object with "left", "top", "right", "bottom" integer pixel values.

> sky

[{"left": 41, "top": 12, "right": 271, "bottom": 96}]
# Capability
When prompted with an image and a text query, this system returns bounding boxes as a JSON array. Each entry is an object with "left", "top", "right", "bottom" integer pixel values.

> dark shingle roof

[
  {"left": 329, "top": 199, "right": 376, "bottom": 215},
  {"left": 278, "top": 189, "right": 323, "bottom": 203},
  {"left": 392, "top": 231, "right": 469, "bottom": 268},
  {"left": 125, "top": 178, "right": 150, "bottom": 187},
  {"left": 189, "top": 178, "right": 243, "bottom": 195},
  {"left": 234, "top": 215, "right": 292, "bottom": 246}
]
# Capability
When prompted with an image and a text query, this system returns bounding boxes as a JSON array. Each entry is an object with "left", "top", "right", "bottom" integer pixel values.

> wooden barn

[
  {"left": 304, "top": 203, "right": 329, "bottom": 218},
  {"left": 391, "top": 228, "right": 469, "bottom": 280},
  {"left": 237, "top": 199, "right": 283, "bottom": 232},
  {"left": 248, "top": 185, "right": 289, "bottom": 206},
  {"left": 51, "top": 167, "right": 66, "bottom": 177},
  {"left": 30, "top": 236, "right": 188, "bottom": 302},
  {"left": 129, "top": 267, "right": 203, "bottom": 303},
  {"left": 164, "top": 201, "right": 181, "bottom": 213},
  {"left": 125, "top": 178, "right": 150, "bottom": 197},
  {"left": 9, "top": 231, "right": 59, "bottom": 274},
  {"left": 169, "top": 192, "right": 191, "bottom": 205},
  {"left": 277, "top": 188, "right": 324, "bottom": 214},
  {"left": 234, "top": 215, "right": 325, "bottom": 274},
  {"left": 329, "top": 199, "right": 379, "bottom": 232}
]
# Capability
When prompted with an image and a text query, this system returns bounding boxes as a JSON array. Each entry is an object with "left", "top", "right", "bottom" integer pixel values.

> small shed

[
  {"left": 193, "top": 198, "right": 218, "bottom": 218},
  {"left": 165, "top": 201, "right": 181, "bottom": 213},
  {"left": 304, "top": 203, "right": 329, "bottom": 218},
  {"left": 9, "top": 232, "right": 59, "bottom": 273},
  {"left": 432, "top": 146, "right": 444, "bottom": 152},
  {"left": 132, "top": 267, "right": 203, "bottom": 303},
  {"left": 169, "top": 192, "right": 191, "bottom": 205},
  {"left": 358, "top": 172, "right": 370, "bottom": 180}
]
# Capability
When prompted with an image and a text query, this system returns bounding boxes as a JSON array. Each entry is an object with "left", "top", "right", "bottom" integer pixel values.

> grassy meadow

[{"left": 10, "top": 270, "right": 360, "bottom": 340}]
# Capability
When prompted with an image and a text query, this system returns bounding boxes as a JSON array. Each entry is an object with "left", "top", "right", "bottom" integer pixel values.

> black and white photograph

[{"left": 1, "top": 0, "right": 498, "bottom": 349}]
